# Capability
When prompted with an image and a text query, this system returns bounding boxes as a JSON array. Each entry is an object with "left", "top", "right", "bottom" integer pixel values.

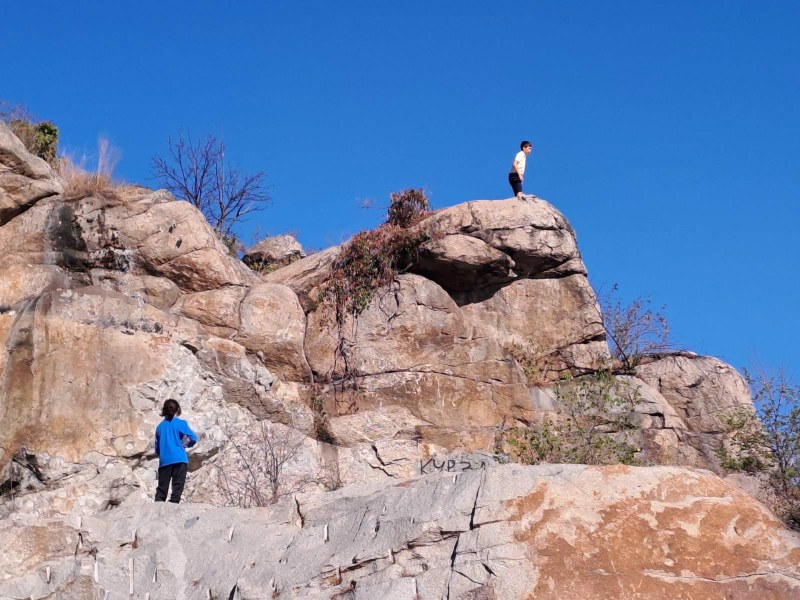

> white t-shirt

[{"left": 512, "top": 151, "right": 527, "bottom": 176}]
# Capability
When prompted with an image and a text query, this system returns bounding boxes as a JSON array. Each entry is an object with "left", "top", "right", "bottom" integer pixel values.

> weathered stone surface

[
  {"left": 2, "top": 465, "right": 797, "bottom": 600},
  {"left": 235, "top": 283, "right": 311, "bottom": 382},
  {"left": 635, "top": 353, "right": 756, "bottom": 468},
  {"left": 414, "top": 234, "right": 515, "bottom": 292},
  {"left": 0, "top": 122, "right": 62, "bottom": 225},
  {"left": 460, "top": 275, "right": 608, "bottom": 376},
  {"left": 80, "top": 188, "right": 255, "bottom": 291},
  {"left": 636, "top": 354, "right": 752, "bottom": 432},
  {"left": 244, "top": 233, "right": 306, "bottom": 270},
  {"left": 0, "top": 263, "right": 70, "bottom": 308},
  {"left": 264, "top": 245, "right": 341, "bottom": 311},
  {"left": 89, "top": 270, "right": 180, "bottom": 310},
  {"left": 0, "top": 200, "right": 52, "bottom": 267},
  {"left": 172, "top": 285, "right": 248, "bottom": 331},
  {"left": 416, "top": 198, "right": 585, "bottom": 280}
]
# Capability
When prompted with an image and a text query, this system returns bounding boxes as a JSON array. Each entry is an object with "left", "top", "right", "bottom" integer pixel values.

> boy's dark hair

[
  {"left": 161, "top": 399, "right": 182, "bottom": 420},
  {"left": 520, "top": 140, "right": 532, "bottom": 150}
]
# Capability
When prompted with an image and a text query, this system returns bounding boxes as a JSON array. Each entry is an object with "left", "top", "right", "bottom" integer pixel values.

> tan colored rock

[
  {"left": 264, "top": 245, "right": 340, "bottom": 311},
  {"left": 89, "top": 270, "right": 180, "bottom": 310},
  {"left": 0, "top": 264, "right": 69, "bottom": 308},
  {"left": 2, "top": 465, "right": 798, "bottom": 599},
  {"left": 634, "top": 354, "right": 755, "bottom": 469},
  {"left": 0, "top": 122, "right": 62, "bottom": 225},
  {"left": 173, "top": 285, "right": 247, "bottom": 330},
  {"left": 327, "top": 406, "right": 429, "bottom": 446},
  {"left": 414, "top": 234, "right": 515, "bottom": 292},
  {"left": 243, "top": 234, "right": 306, "bottom": 270},
  {"left": 110, "top": 190, "right": 253, "bottom": 290},
  {"left": 306, "top": 274, "right": 509, "bottom": 378},
  {"left": 417, "top": 198, "right": 584, "bottom": 278},
  {"left": 235, "top": 283, "right": 311, "bottom": 382},
  {"left": 0, "top": 201, "right": 53, "bottom": 267},
  {"left": 460, "top": 275, "right": 609, "bottom": 376},
  {"left": 635, "top": 354, "right": 753, "bottom": 432}
]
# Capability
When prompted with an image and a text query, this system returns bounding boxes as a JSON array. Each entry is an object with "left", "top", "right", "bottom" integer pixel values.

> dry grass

[{"left": 56, "top": 137, "right": 121, "bottom": 200}]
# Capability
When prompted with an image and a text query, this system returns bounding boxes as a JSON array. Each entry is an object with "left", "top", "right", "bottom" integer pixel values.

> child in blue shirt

[{"left": 154, "top": 399, "right": 197, "bottom": 503}]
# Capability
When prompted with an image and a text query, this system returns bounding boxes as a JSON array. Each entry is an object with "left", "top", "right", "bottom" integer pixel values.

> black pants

[
  {"left": 155, "top": 462, "right": 188, "bottom": 503},
  {"left": 508, "top": 172, "right": 523, "bottom": 196}
]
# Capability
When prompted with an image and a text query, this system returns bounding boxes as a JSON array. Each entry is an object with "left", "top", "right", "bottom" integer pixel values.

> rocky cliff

[{"left": 1, "top": 121, "right": 797, "bottom": 599}]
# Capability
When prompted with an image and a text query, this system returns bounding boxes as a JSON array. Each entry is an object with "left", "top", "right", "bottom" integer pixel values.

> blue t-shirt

[{"left": 154, "top": 417, "right": 197, "bottom": 468}]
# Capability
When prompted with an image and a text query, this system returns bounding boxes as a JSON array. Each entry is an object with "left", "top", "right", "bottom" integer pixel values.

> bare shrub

[
  {"left": 720, "top": 368, "right": 800, "bottom": 528},
  {"left": 387, "top": 187, "right": 430, "bottom": 228},
  {"left": 151, "top": 132, "right": 271, "bottom": 242},
  {"left": 214, "top": 417, "right": 316, "bottom": 507},
  {"left": 600, "top": 284, "right": 671, "bottom": 372}
]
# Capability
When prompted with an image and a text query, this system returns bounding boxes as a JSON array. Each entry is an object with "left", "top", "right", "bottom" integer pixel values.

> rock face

[
  {"left": 1, "top": 124, "right": 794, "bottom": 599},
  {"left": 2, "top": 465, "right": 798, "bottom": 600}
]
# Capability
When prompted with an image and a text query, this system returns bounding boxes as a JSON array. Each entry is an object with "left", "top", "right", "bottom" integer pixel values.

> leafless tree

[
  {"left": 599, "top": 284, "right": 672, "bottom": 371},
  {"left": 150, "top": 133, "right": 270, "bottom": 242},
  {"left": 214, "top": 416, "right": 315, "bottom": 507}
]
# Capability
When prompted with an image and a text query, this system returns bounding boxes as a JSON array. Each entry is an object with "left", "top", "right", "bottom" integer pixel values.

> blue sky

[{"left": 3, "top": 1, "right": 798, "bottom": 376}]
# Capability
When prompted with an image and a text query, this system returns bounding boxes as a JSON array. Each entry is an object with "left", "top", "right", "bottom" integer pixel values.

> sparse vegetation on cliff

[
  {"left": 719, "top": 368, "right": 800, "bottom": 528},
  {"left": 0, "top": 102, "right": 59, "bottom": 164},
  {"left": 320, "top": 188, "right": 431, "bottom": 412},
  {"left": 56, "top": 138, "right": 121, "bottom": 200},
  {"left": 506, "top": 370, "right": 641, "bottom": 466},
  {"left": 600, "top": 284, "right": 672, "bottom": 372}
]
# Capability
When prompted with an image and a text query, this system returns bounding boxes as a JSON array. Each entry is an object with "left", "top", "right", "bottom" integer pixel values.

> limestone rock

[
  {"left": 243, "top": 233, "right": 306, "bottom": 271},
  {"left": 0, "top": 121, "right": 62, "bottom": 225}
]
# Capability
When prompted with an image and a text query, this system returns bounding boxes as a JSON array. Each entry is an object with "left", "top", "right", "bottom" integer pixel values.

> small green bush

[{"left": 3, "top": 115, "right": 59, "bottom": 165}]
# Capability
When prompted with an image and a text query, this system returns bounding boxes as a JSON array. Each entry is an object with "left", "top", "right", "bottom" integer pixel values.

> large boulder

[
  {"left": 243, "top": 233, "right": 306, "bottom": 271},
  {"left": 413, "top": 198, "right": 585, "bottom": 288}
]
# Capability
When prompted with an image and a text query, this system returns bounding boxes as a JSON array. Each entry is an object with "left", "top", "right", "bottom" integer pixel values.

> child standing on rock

[
  {"left": 154, "top": 399, "right": 197, "bottom": 503},
  {"left": 508, "top": 140, "right": 533, "bottom": 199}
]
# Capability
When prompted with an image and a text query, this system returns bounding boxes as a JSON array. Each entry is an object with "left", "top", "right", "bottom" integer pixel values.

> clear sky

[{"left": 3, "top": 1, "right": 798, "bottom": 377}]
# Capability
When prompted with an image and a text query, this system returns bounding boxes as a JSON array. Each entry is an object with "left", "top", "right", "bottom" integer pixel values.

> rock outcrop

[
  {"left": 2, "top": 465, "right": 798, "bottom": 600},
  {"left": 0, "top": 122, "right": 794, "bottom": 599}
]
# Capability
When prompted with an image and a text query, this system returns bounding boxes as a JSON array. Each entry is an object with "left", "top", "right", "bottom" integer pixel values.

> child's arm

[
  {"left": 154, "top": 428, "right": 160, "bottom": 454},
  {"left": 181, "top": 421, "right": 198, "bottom": 448}
]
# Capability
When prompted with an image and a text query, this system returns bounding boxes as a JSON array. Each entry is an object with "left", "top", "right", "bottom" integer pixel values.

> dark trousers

[
  {"left": 155, "top": 462, "right": 188, "bottom": 503},
  {"left": 508, "top": 172, "right": 523, "bottom": 196}
]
